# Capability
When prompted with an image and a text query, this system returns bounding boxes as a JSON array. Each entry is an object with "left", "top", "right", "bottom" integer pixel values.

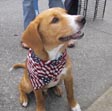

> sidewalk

[
  {"left": 0, "top": 0, "right": 112, "bottom": 111},
  {"left": 85, "top": 87, "right": 112, "bottom": 111}
]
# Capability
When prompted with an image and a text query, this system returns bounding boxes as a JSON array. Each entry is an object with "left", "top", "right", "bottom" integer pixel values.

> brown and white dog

[{"left": 13, "top": 8, "right": 86, "bottom": 111}]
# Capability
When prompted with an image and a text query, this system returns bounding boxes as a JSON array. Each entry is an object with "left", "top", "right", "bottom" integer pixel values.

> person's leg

[
  {"left": 23, "top": 0, "right": 36, "bottom": 30},
  {"left": 22, "top": 0, "right": 36, "bottom": 49},
  {"left": 66, "top": 0, "right": 78, "bottom": 15},
  {"left": 49, "top": 0, "right": 64, "bottom": 8}
]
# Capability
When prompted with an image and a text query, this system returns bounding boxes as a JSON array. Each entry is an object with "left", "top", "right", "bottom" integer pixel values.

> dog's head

[{"left": 22, "top": 8, "right": 86, "bottom": 60}]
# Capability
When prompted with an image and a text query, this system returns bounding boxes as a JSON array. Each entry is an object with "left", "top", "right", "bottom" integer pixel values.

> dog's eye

[{"left": 51, "top": 17, "right": 59, "bottom": 23}]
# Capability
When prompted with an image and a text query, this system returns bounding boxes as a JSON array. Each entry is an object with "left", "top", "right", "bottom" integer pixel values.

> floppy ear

[{"left": 22, "top": 20, "right": 49, "bottom": 60}]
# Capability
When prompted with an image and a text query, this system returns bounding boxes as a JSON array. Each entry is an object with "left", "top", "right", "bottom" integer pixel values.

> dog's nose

[
  {"left": 80, "top": 17, "right": 86, "bottom": 25},
  {"left": 76, "top": 15, "right": 86, "bottom": 25}
]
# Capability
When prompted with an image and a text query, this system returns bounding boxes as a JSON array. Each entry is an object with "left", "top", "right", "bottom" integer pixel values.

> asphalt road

[{"left": 0, "top": 0, "right": 112, "bottom": 111}]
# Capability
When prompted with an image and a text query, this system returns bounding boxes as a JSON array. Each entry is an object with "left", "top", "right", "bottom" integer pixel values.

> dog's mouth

[{"left": 59, "top": 31, "right": 84, "bottom": 42}]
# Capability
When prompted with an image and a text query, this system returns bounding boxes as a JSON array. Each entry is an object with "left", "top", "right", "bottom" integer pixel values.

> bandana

[{"left": 27, "top": 48, "right": 67, "bottom": 90}]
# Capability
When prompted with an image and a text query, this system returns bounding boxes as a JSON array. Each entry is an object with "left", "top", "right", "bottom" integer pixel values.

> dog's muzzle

[{"left": 59, "top": 16, "right": 86, "bottom": 42}]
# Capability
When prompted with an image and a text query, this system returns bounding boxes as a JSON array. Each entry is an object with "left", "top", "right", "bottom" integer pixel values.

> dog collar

[{"left": 27, "top": 48, "right": 67, "bottom": 90}]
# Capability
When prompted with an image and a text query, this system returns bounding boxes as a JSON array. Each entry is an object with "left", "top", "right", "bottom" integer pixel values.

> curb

[{"left": 85, "top": 87, "right": 112, "bottom": 111}]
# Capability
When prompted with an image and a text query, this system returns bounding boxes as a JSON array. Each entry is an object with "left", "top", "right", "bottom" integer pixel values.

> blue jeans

[{"left": 23, "top": 0, "right": 64, "bottom": 29}]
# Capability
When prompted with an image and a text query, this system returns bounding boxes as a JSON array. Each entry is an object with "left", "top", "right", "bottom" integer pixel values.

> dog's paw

[
  {"left": 20, "top": 94, "right": 28, "bottom": 107},
  {"left": 71, "top": 104, "right": 81, "bottom": 111},
  {"left": 22, "top": 102, "right": 28, "bottom": 107}
]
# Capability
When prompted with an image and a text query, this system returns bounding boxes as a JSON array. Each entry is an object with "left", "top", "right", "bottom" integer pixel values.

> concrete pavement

[
  {"left": 0, "top": 0, "right": 112, "bottom": 111},
  {"left": 85, "top": 87, "right": 112, "bottom": 111}
]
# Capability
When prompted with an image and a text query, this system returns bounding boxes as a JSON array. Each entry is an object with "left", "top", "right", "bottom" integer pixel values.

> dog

[{"left": 13, "top": 8, "right": 86, "bottom": 111}]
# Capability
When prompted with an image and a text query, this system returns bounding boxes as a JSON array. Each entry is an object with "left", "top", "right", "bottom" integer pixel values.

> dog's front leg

[
  {"left": 64, "top": 71, "right": 81, "bottom": 111},
  {"left": 34, "top": 89, "right": 46, "bottom": 111}
]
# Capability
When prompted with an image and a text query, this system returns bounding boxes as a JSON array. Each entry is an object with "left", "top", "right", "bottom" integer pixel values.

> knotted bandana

[{"left": 27, "top": 48, "right": 66, "bottom": 90}]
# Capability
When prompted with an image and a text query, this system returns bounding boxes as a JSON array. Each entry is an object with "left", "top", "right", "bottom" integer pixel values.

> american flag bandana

[{"left": 27, "top": 48, "right": 67, "bottom": 90}]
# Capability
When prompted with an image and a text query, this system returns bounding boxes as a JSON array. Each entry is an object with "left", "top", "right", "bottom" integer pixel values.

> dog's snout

[{"left": 76, "top": 15, "right": 86, "bottom": 25}]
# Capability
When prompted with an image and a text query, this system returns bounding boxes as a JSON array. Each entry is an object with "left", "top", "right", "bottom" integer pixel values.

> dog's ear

[{"left": 22, "top": 20, "right": 49, "bottom": 60}]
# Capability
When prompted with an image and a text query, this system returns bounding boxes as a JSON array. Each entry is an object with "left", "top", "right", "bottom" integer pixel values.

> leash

[{"left": 33, "top": 0, "right": 39, "bottom": 15}]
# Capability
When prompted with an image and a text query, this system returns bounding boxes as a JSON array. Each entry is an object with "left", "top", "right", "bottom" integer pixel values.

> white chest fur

[
  {"left": 47, "top": 44, "right": 64, "bottom": 61},
  {"left": 47, "top": 44, "right": 67, "bottom": 88}
]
